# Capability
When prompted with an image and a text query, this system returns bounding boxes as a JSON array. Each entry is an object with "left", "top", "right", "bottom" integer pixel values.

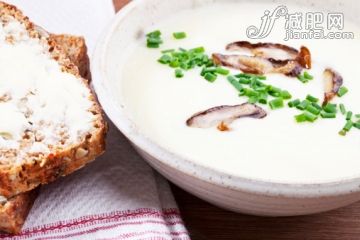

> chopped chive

[
  {"left": 311, "top": 102, "right": 322, "bottom": 111},
  {"left": 281, "top": 90, "right": 292, "bottom": 100},
  {"left": 254, "top": 86, "right": 267, "bottom": 92},
  {"left": 354, "top": 122, "right": 360, "bottom": 129},
  {"left": 343, "top": 120, "right": 353, "bottom": 132},
  {"left": 235, "top": 73, "right": 253, "bottom": 79},
  {"left": 269, "top": 98, "right": 284, "bottom": 110},
  {"left": 257, "top": 75, "right": 267, "bottom": 80},
  {"left": 175, "top": 69, "right": 184, "bottom": 78},
  {"left": 288, "top": 99, "right": 301, "bottom": 108},
  {"left": 173, "top": 32, "right": 187, "bottom": 39},
  {"left": 340, "top": 104, "right": 346, "bottom": 115},
  {"left": 258, "top": 92, "right": 268, "bottom": 104},
  {"left": 297, "top": 74, "right": 308, "bottom": 83},
  {"left": 306, "top": 94, "right": 319, "bottom": 103},
  {"left": 304, "top": 111, "right": 318, "bottom": 122},
  {"left": 204, "top": 73, "right": 217, "bottom": 82},
  {"left": 337, "top": 86, "right": 349, "bottom": 97},
  {"left": 339, "top": 130, "right": 347, "bottom": 136},
  {"left": 346, "top": 111, "right": 353, "bottom": 121},
  {"left": 323, "top": 103, "right": 337, "bottom": 113},
  {"left": 147, "top": 42, "right": 160, "bottom": 48},
  {"left": 147, "top": 37, "right": 163, "bottom": 44},
  {"left": 191, "top": 46, "right": 205, "bottom": 53},
  {"left": 180, "top": 62, "right": 189, "bottom": 70},
  {"left": 258, "top": 98, "right": 267, "bottom": 105},
  {"left": 202, "top": 67, "right": 217, "bottom": 74},
  {"left": 295, "top": 113, "right": 307, "bottom": 123},
  {"left": 238, "top": 88, "right": 247, "bottom": 96},
  {"left": 169, "top": 59, "right": 180, "bottom": 68},
  {"left": 146, "top": 30, "right": 163, "bottom": 49},
  {"left": 295, "top": 112, "right": 318, "bottom": 123},
  {"left": 250, "top": 79, "right": 263, "bottom": 89},
  {"left": 146, "top": 30, "right": 161, "bottom": 38},
  {"left": 158, "top": 55, "right": 172, "bottom": 64},
  {"left": 320, "top": 111, "right": 336, "bottom": 119},
  {"left": 268, "top": 86, "right": 282, "bottom": 97},
  {"left": 303, "top": 71, "right": 314, "bottom": 80},
  {"left": 238, "top": 78, "right": 251, "bottom": 84},
  {"left": 248, "top": 96, "right": 259, "bottom": 104},
  {"left": 161, "top": 49, "right": 175, "bottom": 54},
  {"left": 306, "top": 105, "right": 321, "bottom": 115},
  {"left": 296, "top": 100, "right": 310, "bottom": 110},
  {"left": 244, "top": 88, "right": 259, "bottom": 97},
  {"left": 227, "top": 76, "right": 243, "bottom": 91},
  {"left": 215, "top": 67, "right": 230, "bottom": 75}
]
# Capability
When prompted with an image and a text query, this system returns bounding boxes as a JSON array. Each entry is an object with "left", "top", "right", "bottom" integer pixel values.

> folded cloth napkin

[{"left": 1, "top": 0, "right": 189, "bottom": 239}]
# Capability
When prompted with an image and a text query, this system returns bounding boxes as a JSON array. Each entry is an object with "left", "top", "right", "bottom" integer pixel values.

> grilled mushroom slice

[
  {"left": 297, "top": 46, "right": 312, "bottom": 69},
  {"left": 323, "top": 68, "right": 343, "bottom": 105},
  {"left": 226, "top": 41, "right": 299, "bottom": 61},
  {"left": 212, "top": 54, "right": 302, "bottom": 77},
  {"left": 186, "top": 103, "right": 267, "bottom": 130},
  {"left": 213, "top": 41, "right": 311, "bottom": 77}
]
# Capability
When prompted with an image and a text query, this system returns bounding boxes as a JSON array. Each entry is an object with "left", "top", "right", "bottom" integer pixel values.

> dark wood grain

[
  {"left": 172, "top": 185, "right": 360, "bottom": 240},
  {"left": 113, "top": 1, "right": 360, "bottom": 239}
]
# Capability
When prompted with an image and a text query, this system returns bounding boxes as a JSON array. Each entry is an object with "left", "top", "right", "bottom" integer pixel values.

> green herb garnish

[
  {"left": 337, "top": 86, "right": 349, "bottom": 97},
  {"left": 320, "top": 112, "right": 337, "bottom": 119},
  {"left": 340, "top": 104, "right": 346, "bottom": 115},
  {"left": 346, "top": 111, "right": 353, "bottom": 121},
  {"left": 204, "top": 72, "right": 217, "bottom": 82},
  {"left": 269, "top": 98, "right": 284, "bottom": 110},
  {"left": 146, "top": 30, "right": 163, "bottom": 48},
  {"left": 306, "top": 94, "right": 319, "bottom": 103},
  {"left": 175, "top": 69, "right": 184, "bottom": 78},
  {"left": 288, "top": 99, "right": 301, "bottom": 108},
  {"left": 173, "top": 32, "right": 187, "bottom": 39},
  {"left": 323, "top": 103, "right": 337, "bottom": 114},
  {"left": 306, "top": 104, "right": 321, "bottom": 115},
  {"left": 297, "top": 71, "right": 314, "bottom": 83}
]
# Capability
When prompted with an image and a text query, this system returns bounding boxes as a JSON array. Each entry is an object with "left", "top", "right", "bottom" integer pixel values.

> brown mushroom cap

[
  {"left": 186, "top": 103, "right": 267, "bottom": 130},
  {"left": 213, "top": 41, "right": 311, "bottom": 77},
  {"left": 323, "top": 68, "right": 343, "bottom": 105}
]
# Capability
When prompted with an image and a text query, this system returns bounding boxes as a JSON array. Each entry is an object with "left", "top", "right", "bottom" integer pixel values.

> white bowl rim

[{"left": 91, "top": 0, "right": 360, "bottom": 198}]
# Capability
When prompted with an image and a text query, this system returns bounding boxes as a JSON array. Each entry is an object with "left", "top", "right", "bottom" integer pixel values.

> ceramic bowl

[{"left": 92, "top": 0, "right": 360, "bottom": 216}]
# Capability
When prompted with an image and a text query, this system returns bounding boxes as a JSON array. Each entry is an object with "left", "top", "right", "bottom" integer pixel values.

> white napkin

[{"left": 1, "top": 1, "right": 189, "bottom": 239}]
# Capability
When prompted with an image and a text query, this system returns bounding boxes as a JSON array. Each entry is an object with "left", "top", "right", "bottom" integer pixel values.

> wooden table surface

[{"left": 113, "top": 1, "right": 360, "bottom": 239}]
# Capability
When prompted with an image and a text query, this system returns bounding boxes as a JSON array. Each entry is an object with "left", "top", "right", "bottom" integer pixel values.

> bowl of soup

[{"left": 92, "top": 0, "right": 360, "bottom": 216}]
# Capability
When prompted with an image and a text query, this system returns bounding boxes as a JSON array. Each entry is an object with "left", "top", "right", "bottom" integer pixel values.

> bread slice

[
  {"left": 0, "top": 2, "right": 107, "bottom": 199},
  {"left": 50, "top": 34, "right": 91, "bottom": 81},
  {"left": 0, "top": 189, "right": 38, "bottom": 234},
  {"left": 0, "top": 33, "right": 95, "bottom": 234}
]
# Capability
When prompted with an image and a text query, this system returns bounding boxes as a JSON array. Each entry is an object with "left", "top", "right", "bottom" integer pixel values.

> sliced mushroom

[
  {"left": 297, "top": 46, "right": 312, "bottom": 69},
  {"left": 226, "top": 41, "right": 299, "bottom": 61},
  {"left": 212, "top": 54, "right": 302, "bottom": 77},
  {"left": 323, "top": 68, "right": 343, "bottom": 105},
  {"left": 213, "top": 41, "right": 311, "bottom": 77},
  {"left": 186, "top": 103, "right": 267, "bottom": 130}
]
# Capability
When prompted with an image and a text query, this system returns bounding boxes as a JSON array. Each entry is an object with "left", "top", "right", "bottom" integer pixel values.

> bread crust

[
  {"left": 50, "top": 34, "right": 91, "bottom": 80},
  {"left": 0, "top": 1, "right": 107, "bottom": 199},
  {"left": 0, "top": 189, "right": 38, "bottom": 234}
]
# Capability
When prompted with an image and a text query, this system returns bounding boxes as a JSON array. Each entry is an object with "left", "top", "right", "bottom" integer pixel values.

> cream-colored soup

[{"left": 120, "top": 2, "right": 360, "bottom": 183}]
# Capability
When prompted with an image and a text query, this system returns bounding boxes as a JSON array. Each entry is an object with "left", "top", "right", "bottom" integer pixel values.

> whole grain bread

[
  {"left": 0, "top": 189, "right": 38, "bottom": 234},
  {"left": 0, "top": 33, "right": 95, "bottom": 234},
  {"left": 0, "top": 2, "right": 107, "bottom": 198}
]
